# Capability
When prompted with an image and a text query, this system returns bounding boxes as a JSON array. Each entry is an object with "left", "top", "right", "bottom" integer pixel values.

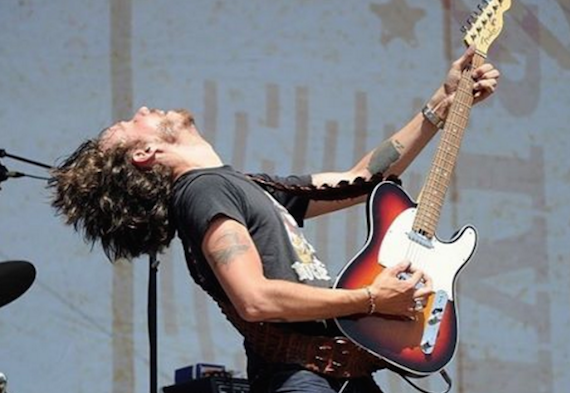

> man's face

[{"left": 100, "top": 107, "right": 192, "bottom": 150}]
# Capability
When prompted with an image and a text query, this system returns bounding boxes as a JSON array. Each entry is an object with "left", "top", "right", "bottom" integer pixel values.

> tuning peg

[{"left": 460, "top": 25, "right": 468, "bottom": 33}]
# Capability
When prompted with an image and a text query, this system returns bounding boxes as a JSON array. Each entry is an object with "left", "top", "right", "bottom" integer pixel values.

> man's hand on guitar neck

[
  {"left": 369, "top": 260, "right": 433, "bottom": 319},
  {"left": 427, "top": 45, "right": 501, "bottom": 123}
]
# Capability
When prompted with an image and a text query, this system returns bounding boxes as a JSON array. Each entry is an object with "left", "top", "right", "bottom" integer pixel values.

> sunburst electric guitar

[{"left": 334, "top": 0, "right": 511, "bottom": 377}]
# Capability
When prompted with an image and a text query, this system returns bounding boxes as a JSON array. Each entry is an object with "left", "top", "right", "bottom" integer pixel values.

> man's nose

[{"left": 136, "top": 106, "right": 150, "bottom": 116}]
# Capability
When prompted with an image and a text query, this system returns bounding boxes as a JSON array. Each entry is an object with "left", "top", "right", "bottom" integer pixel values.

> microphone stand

[
  {"left": 0, "top": 148, "right": 53, "bottom": 169},
  {"left": 148, "top": 252, "right": 160, "bottom": 393}
]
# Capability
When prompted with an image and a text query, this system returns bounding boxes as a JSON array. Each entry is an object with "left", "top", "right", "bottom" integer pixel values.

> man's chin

[{"left": 173, "top": 109, "right": 194, "bottom": 126}]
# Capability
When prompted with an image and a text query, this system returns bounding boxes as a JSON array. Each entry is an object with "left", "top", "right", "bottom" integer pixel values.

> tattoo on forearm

[
  {"left": 208, "top": 230, "right": 251, "bottom": 267},
  {"left": 393, "top": 139, "right": 404, "bottom": 151},
  {"left": 367, "top": 139, "right": 403, "bottom": 174}
]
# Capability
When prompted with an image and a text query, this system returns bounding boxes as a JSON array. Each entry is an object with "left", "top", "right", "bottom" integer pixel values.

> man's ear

[{"left": 131, "top": 145, "right": 156, "bottom": 167}]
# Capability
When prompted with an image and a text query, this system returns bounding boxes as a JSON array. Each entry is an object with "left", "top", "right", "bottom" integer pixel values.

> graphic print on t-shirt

[{"left": 265, "top": 193, "right": 331, "bottom": 282}]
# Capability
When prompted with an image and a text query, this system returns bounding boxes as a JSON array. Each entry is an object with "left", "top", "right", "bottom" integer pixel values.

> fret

[
  {"left": 438, "top": 145, "right": 460, "bottom": 160},
  {"left": 427, "top": 176, "right": 449, "bottom": 191},
  {"left": 418, "top": 200, "right": 442, "bottom": 216},
  {"left": 440, "top": 139, "right": 461, "bottom": 152},
  {"left": 455, "top": 88, "right": 472, "bottom": 98},
  {"left": 432, "top": 154, "right": 457, "bottom": 169},
  {"left": 419, "top": 196, "right": 444, "bottom": 215},
  {"left": 416, "top": 210, "right": 440, "bottom": 224},
  {"left": 413, "top": 216, "right": 437, "bottom": 231},
  {"left": 456, "top": 86, "right": 473, "bottom": 98},
  {"left": 444, "top": 121, "right": 467, "bottom": 134},
  {"left": 444, "top": 118, "right": 467, "bottom": 131},
  {"left": 430, "top": 161, "right": 453, "bottom": 175},
  {"left": 441, "top": 135, "right": 463, "bottom": 150},
  {"left": 413, "top": 221, "right": 437, "bottom": 237},
  {"left": 440, "top": 135, "right": 462, "bottom": 147},
  {"left": 420, "top": 193, "right": 443, "bottom": 209},
  {"left": 457, "top": 79, "right": 474, "bottom": 91},
  {"left": 437, "top": 152, "right": 458, "bottom": 165},
  {"left": 449, "top": 105, "right": 471, "bottom": 121},
  {"left": 440, "top": 134, "right": 463, "bottom": 147},
  {"left": 428, "top": 165, "right": 451, "bottom": 180}
]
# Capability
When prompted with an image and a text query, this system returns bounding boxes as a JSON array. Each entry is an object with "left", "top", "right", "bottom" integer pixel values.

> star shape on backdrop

[{"left": 370, "top": 0, "right": 426, "bottom": 47}]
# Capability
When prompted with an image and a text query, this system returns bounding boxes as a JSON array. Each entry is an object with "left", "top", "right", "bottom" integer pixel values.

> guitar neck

[{"left": 412, "top": 52, "right": 485, "bottom": 238}]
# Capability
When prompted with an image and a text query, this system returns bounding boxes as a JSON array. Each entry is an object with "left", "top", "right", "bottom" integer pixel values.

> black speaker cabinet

[{"left": 162, "top": 376, "right": 250, "bottom": 393}]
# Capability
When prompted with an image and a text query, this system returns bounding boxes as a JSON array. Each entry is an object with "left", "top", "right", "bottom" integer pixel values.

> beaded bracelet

[{"left": 364, "top": 286, "right": 376, "bottom": 315}]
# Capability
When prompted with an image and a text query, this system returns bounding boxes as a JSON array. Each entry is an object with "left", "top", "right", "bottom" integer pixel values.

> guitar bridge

[{"left": 420, "top": 290, "right": 448, "bottom": 355}]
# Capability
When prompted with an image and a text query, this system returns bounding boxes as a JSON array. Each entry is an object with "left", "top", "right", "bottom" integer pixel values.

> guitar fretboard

[{"left": 412, "top": 53, "right": 486, "bottom": 238}]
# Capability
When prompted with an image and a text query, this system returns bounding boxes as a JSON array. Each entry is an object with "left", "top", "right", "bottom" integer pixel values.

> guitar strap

[
  {"left": 216, "top": 299, "right": 387, "bottom": 378},
  {"left": 398, "top": 368, "right": 452, "bottom": 393}
]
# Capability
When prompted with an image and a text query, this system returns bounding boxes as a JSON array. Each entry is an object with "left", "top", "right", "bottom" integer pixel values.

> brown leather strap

[{"left": 217, "top": 301, "right": 385, "bottom": 378}]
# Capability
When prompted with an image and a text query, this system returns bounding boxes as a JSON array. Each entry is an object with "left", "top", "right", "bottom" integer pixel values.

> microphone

[{"left": 0, "top": 162, "right": 25, "bottom": 183}]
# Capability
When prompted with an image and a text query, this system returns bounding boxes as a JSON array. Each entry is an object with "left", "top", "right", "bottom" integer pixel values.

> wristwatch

[{"left": 421, "top": 104, "right": 445, "bottom": 129}]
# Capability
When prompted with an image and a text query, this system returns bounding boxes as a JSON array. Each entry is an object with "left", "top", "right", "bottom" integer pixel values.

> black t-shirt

[{"left": 170, "top": 165, "right": 334, "bottom": 302}]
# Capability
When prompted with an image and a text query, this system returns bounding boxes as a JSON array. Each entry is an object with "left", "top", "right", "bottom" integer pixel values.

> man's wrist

[
  {"left": 364, "top": 286, "right": 376, "bottom": 315},
  {"left": 423, "top": 87, "right": 450, "bottom": 129},
  {"left": 421, "top": 104, "right": 445, "bottom": 129}
]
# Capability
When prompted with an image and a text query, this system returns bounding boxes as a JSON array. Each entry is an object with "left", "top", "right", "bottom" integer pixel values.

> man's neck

[{"left": 170, "top": 144, "right": 224, "bottom": 181}]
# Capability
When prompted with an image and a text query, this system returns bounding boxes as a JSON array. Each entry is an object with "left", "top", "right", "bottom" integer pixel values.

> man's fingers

[
  {"left": 391, "top": 260, "right": 412, "bottom": 274},
  {"left": 408, "top": 269, "right": 424, "bottom": 286},
  {"left": 453, "top": 45, "right": 476, "bottom": 70},
  {"left": 414, "top": 286, "right": 434, "bottom": 300},
  {"left": 473, "top": 80, "right": 498, "bottom": 102},
  {"left": 392, "top": 262, "right": 432, "bottom": 289},
  {"left": 475, "top": 79, "right": 498, "bottom": 92},
  {"left": 419, "top": 269, "right": 433, "bottom": 290},
  {"left": 474, "top": 67, "right": 501, "bottom": 82}
]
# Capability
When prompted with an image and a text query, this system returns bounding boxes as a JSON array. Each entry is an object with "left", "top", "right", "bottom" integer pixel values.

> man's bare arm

[{"left": 201, "top": 216, "right": 431, "bottom": 322}]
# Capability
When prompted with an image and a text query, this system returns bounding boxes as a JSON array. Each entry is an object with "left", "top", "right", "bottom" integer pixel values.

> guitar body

[{"left": 334, "top": 181, "right": 477, "bottom": 376}]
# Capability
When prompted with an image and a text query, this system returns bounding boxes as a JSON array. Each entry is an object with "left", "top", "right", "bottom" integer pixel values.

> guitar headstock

[{"left": 463, "top": 0, "right": 512, "bottom": 56}]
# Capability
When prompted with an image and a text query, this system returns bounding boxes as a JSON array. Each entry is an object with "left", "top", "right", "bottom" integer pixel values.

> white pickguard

[{"left": 378, "top": 207, "right": 477, "bottom": 300}]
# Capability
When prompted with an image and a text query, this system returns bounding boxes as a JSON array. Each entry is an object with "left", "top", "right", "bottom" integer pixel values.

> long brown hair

[{"left": 49, "top": 138, "right": 175, "bottom": 260}]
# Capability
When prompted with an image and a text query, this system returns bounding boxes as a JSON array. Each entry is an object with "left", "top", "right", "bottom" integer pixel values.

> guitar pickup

[
  {"left": 407, "top": 231, "right": 434, "bottom": 249},
  {"left": 420, "top": 290, "right": 448, "bottom": 355}
]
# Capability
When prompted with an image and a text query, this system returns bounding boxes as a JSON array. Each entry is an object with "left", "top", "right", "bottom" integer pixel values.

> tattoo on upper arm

[
  {"left": 367, "top": 139, "right": 403, "bottom": 174},
  {"left": 208, "top": 230, "right": 251, "bottom": 267}
]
